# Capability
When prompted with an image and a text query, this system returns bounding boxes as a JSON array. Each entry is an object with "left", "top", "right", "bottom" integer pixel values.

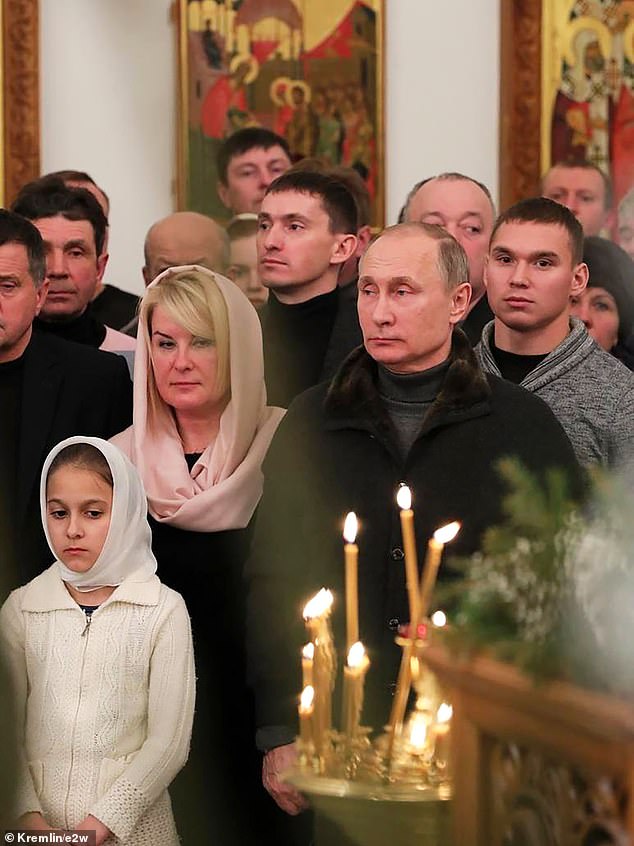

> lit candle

[
  {"left": 408, "top": 710, "right": 430, "bottom": 756},
  {"left": 419, "top": 522, "right": 461, "bottom": 621},
  {"left": 303, "top": 589, "right": 336, "bottom": 755},
  {"left": 342, "top": 641, "right": 369, "bottom": 739},
  {"left": 302, "top": 643, "right": 314, "bottom": 689},
  {"left": 298, "top": 685, "right": 315, "bottom": 748},
  {"left": 396, "top": 485, "right": 420, "bottom": 635},
  {"left": 343, "top": 512, "right": 359, "bottom": 651}
]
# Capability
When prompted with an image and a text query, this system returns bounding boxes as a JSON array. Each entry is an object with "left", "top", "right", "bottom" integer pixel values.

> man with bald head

[
  {"left": 402, "top": 172, "right": 496, "bottom": 344},
  {"left": 246, "top": 222, "right": 582, "bottom": 817},
  {"left": 142, "top": 210, "right": 229, "bottom": 285}
]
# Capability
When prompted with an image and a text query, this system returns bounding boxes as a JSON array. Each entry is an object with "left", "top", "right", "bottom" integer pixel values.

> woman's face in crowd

[
  {"left": 227, "top": 234, "right": 268, "bottom": 309},
  {"left": 46, "top": 466, "right": 113, "bottom": 572},
  {"left": 150, "top": 305, "right": 225, "bottom": 416},
  {"left": 570, "top": 286, "right": 619, "bottom": 351}
]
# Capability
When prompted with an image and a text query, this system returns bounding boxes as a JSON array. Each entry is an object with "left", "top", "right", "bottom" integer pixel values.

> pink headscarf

[{"left": 112, "top": 265, "right": 284, "bottom": 532}]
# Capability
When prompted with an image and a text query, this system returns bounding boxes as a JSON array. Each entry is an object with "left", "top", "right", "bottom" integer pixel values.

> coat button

[
  {"left": 391, "top": 547, "right": 404, "bottom": 561},
  {"left": 388, "top": 618, "right": 399, "bottom": 631}
]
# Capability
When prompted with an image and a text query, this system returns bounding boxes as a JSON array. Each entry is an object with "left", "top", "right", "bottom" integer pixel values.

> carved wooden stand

[{"left": 425, "top": 646, "right": 634, "bottom": 846}]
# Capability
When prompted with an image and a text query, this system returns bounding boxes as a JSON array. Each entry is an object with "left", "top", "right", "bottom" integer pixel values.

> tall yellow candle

[
  {"left": 343, "top": 512, "right": 359, "bottom": 651},
  {"left": 303, "top": 589, "right": 335, "bottom": 755},
  {"left": 341, "top": 641, "right": 370, "bottom": 739},
  {"left": 418, "top": 522, "right": 461, "bottom": 620},
  {"left": 302, "top": 642, "right": 314, "bottom": 689},
  {"left": 396, "top": 485, "right": 420, "bottom": 634}
]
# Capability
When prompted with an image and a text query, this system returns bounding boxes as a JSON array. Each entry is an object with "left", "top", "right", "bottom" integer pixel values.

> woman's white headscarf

[
  {"left": 40, "top": 436, "right": 157, "bottom": 591},
  {"left": 111, "top": 265, "right": 284, "bottom": 532}
]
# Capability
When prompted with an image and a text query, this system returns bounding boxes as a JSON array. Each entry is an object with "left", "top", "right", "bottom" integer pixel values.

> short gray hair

[
  {"left": 399, "top": 172, "right": 496, "bottom": 224},
  {"left": 374, "top": 222, "right": 470, "bottom": 290}
]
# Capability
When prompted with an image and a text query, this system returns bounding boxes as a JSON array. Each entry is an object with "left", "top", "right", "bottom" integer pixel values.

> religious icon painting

[
  {"left": 500, "top": 0, "right": 634, "bottom": 212},
  {"left": 177, "top": 0, "right": 385, "bottom": 227}
]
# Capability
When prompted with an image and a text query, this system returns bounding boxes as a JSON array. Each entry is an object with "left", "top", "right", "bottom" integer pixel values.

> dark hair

[
  {"left": 46, "top": 169, "right": 110, "bottom": 215},
  {"left": 400, "top": 172, "right": 496, "bottom": 224},
  {"left": 47, "top": 443, "right": 113, "bottom": 488},
  {"left": 583, "top": 236, "right": 634, "bottom": 341},
  {"left": 543, "top": 159, "right": 613, "bottom": 210},
  {"left": 491, "top": 197, "right": 585, "bottom": 265},
  {"left": 216, "top": 128, "right": 290, "bottom": 185},
  {"left": 265, "top": 170, "right": 358, "bottom": 234},
  {"left": 288, "top": 158, "right": 371, "bottom": 228},
  {"left": 12, "top": 178, "right": 108, "bottom": 255},
  {"left": 0, "top": 209, "right": 46, "bottom": 287}
]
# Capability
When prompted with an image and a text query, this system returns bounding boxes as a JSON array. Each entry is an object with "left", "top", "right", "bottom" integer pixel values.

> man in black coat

[
  {"left": 258, "top": 170, "right": 363, "bottom": 407},
  {"left": 246, "top": 222, "right": 583, "bottom": 815},
  {"left": 0, "top": 211, "right": 132, "bottom": 588}
]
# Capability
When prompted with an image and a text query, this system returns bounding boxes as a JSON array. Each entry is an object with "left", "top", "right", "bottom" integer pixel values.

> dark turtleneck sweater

[
  {"left": 35, "top": 306, "right": 107, "bottom": 348},
  {"left": 489, "top": 339, "right": 548, "bottom": 385},
  {"left": 262, "top": 287, "right": 339, "bottom": 407},
  {"left": 377, "top": 358, "right": 451, "bottom": 458}
]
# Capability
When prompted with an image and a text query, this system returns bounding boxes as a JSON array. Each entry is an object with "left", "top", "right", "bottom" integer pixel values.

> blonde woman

[{"left": 112, "top": 265, "right": 284, "bottom": 844}]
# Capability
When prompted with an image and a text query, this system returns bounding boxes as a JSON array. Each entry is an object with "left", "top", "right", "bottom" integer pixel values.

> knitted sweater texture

[
  {"left": 0, "top": 566, "right": 195, "bottom": 845},
  {"left": 476, "top": 318, "right": 634, "bottom": 469}
]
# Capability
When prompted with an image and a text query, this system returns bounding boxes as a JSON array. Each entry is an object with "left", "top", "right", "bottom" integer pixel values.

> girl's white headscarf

[
  {"left": 40, "top": 436, "right": 158, "bottom": 591},
  {"left": 111, "top": 265, "right": 284, "bottom": 532}
]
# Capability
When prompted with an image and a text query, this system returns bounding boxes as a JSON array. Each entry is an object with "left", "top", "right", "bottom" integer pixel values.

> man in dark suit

[
  {"left": 257, "top": 170, "right": 362, "bottom": 407},
  {"left": 0, "top": 210, "right": 132, "bottom": 589}
]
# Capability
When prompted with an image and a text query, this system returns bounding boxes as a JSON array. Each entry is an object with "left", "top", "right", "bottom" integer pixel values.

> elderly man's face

[
  {"left": 405, "top": 178, "right": 493, "bottom": 298},
  {"left": 357, "top": 233, "right": 469, "bottom": 373}
]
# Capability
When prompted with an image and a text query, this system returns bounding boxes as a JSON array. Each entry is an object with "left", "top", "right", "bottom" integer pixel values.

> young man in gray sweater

[{"left": 476, "top": 196, "right": 634, "bottom": 470}]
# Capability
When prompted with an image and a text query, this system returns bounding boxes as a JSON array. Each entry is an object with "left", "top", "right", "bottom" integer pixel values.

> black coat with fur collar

[{"left": 246, "top": 331, "right": 582, "bottom": 734}]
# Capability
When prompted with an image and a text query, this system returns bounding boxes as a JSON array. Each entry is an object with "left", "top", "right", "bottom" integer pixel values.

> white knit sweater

[{"left": 0, "top": 566, "right": 195, "bottom": 845}]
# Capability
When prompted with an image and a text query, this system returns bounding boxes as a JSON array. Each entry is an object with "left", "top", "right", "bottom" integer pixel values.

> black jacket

[
  {"left": 245, "top": 331, "right": 583, "bottom": 733},
  {"left": 7, "top": 331, "right": 132, "bottom": 586},
  {"left": 261, "top": 281, "right": 363, "bottom": 407}
]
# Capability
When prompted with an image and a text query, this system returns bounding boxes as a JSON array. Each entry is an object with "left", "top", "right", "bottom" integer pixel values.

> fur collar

[{"left": 324, "top": 329, "right": 491, "bottom": 434}]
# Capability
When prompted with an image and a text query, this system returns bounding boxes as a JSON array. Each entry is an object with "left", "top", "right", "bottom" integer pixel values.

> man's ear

[
  {"left": 142, "top": 266, "right": 152, "bottom": 287},
  {"left": 571, "top": 261, "right": 589, "bottom": 298},
  {"left": 354, "top": 225, "right": 372, "bottom": 259},
  {"left": 449, "top": 282, "right": 472, "bottom": 325},
  {"left": 331, "top": 233, "right": 358, "bottom": 265},
  {"left": 217, "top": 180, "right": 231, "bottom": 211},
  {"left": 34, "top": 279, "right": 49, "bottom": 316},
  {"left": 483, "top": 254, "right": 490, "bottom": 290},
  {"left": 96, "top": 251, "right": 108, "bottom": 283}
]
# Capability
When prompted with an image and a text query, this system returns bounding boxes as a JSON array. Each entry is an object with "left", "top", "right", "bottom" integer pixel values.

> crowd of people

[{"left": 1, "top": 125, "right": 634, "bottom": 844}]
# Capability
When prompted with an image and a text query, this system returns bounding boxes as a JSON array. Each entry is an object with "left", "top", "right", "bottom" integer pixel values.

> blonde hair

[{"left": 140, "top": 269, "right": 231, "bottom": 420}]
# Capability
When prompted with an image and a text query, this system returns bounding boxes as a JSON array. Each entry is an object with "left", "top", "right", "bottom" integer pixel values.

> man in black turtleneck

[
  {"left": 0, "top": 211, "right": 131, "bottom": 590},
  {"left": 246, "top": 223, "right": 583, "bottom": 818},
  {"left": 12, "top": 179, "right": 135, "bottom": 357},
  {"left": 257, "top": 170, "right": 362, "bottom": 407}
]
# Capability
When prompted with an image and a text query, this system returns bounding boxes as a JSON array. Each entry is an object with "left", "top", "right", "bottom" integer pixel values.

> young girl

[{"left": 0, "top": 436, "right": 195, "bottom": 845}]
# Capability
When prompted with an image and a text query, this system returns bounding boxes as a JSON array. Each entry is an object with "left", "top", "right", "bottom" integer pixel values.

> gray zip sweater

[{"left": 476, "top": 318, "right": 634, "bottom": 469}]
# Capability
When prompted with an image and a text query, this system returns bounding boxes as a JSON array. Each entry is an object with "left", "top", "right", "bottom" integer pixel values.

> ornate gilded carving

[
  {"left": 499, "top": 0, "right": 542, "bottom": 209},
  {"left": 3, "top": 0, "right": 40, "bottom": 204},
  {"left": 490, "top": 741, "right": 630, "bottom": 846}
]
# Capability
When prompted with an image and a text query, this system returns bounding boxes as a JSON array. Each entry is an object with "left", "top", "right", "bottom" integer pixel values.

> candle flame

[
  {"left": 409, "top": 713, "right": 428, "bottom": 749},
  {"left": 300, "top": 685, "right": 315, "bottom": 709},
  {"left": 303, "top": 588, "right": 334, "bottom": 620},
  {"left": 396, "top": 484, "right": 412, "bottom": 511},
  {"left": 436, "top": 703, "right": 453, "bottom": 723},
  {"left": 431, "top": 610, "right": 447, "bottom": 628},
  {"left": 347, "top": 641, "right": 366, "bottom": 668},
  {"left": 434, "top": 521, "right": 461, "bottom": 545},
  {"left": 343, "top": 512, "right": 358, "bottom": 543},
  {"left": 302, "top": 643, "right": 315, "bottom": 660}
]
